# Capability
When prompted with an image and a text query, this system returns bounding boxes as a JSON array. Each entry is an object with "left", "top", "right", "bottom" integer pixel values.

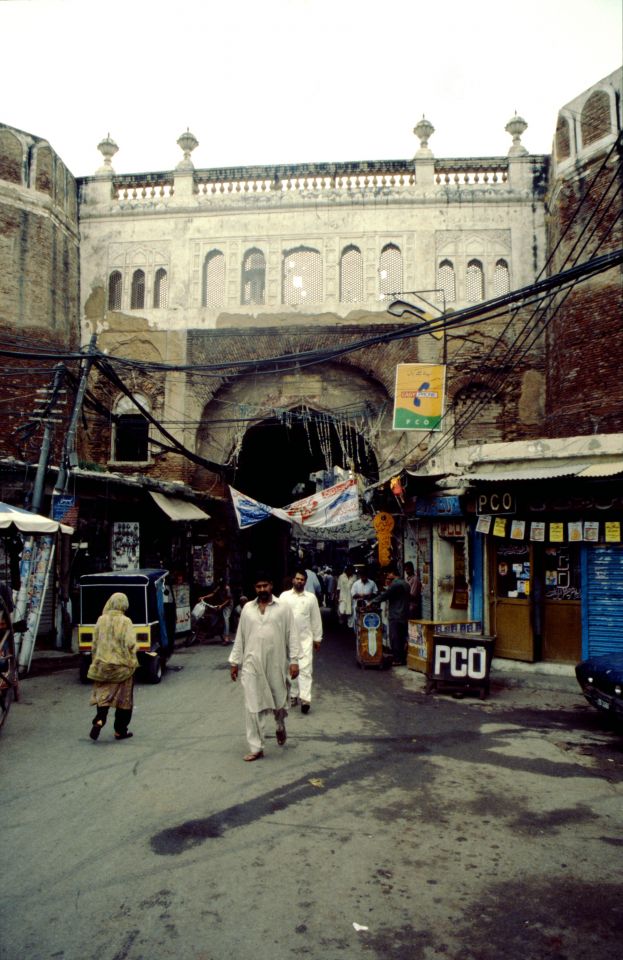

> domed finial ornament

[
  {"left": 96, "top": 133, "right": 118, "bottom": 174},
  {"left": 505, "top": 113, "right": 528, "bottom": 156},
  {"left": 413, "top": 115, "right": 435, "bottom": 157},
  {"left": 176, "top": 128, "right": 199, "bottom": 170}
]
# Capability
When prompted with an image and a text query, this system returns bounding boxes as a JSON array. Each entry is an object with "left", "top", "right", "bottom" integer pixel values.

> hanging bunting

[
  {"left": 510, "top": 519, "right": 526, "bottom": 540},
  {"left": 583, "top": 521, "right": 599, "bottom": 542},
  {"left": 605, "top": 521, "right": 621, "bottom": 542},
  {"left": 549, "top": 522, "right": 564, "bottom": 542},
  {"left": 530, "top": 522, "right": 545, "bottom": 541},
  {"left": 493, "top": 517, "right": 506, "bottom": 537}
]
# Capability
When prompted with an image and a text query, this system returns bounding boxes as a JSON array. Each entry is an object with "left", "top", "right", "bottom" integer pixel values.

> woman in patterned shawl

[{"left": 88, "top": 592, "right": 138, "bottom": 741}]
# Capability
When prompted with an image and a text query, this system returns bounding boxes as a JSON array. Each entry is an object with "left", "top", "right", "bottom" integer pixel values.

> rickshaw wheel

[{"left": 145, "top": 652, "right": 163, "bottom": 684}]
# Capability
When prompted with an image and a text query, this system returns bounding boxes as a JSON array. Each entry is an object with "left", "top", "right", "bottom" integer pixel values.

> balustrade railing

[{"left": 80, "top": 155, "right": 542, "bottom": 204}]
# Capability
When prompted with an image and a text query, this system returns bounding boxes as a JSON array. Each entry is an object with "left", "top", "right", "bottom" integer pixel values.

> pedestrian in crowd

[
  {"left": 280, "top": 568, "right": 323, "bottom": 714},
  {"left": 305, "top": 566, "right": 323, "bottom": 601},
  {"left": 404, "top": 561, "right": 422, "bottom": 620},
  {"left": 218, "top": 579, "right": 234, "bottom": 644},
  {"left": 229, "top": 572, "right": 300, "bottom": 762},
  {"left": 337, "top": 564, "right": 356, "bottom": 627},
  {"left": 323, "top": 567, "right": 337, "bottom": 610},
  {"left": 367, "top": 564, "right": 410, "bottom": 665},
  {"left": 351, "top": 567, "right": 378, "bottom": 636},
  {"left": 87, "top": 592, "right": 138, "bottom": 741}
]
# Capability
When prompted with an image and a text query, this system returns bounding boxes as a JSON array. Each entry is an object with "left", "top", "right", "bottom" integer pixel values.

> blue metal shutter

[{"left": 582, "top": 545, "right": 623, "bottom": 657}]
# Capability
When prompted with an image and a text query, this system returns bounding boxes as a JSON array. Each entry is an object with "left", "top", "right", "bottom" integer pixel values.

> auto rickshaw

[{"left": 78, "top": 569, "right": 173, "bottom": 684}]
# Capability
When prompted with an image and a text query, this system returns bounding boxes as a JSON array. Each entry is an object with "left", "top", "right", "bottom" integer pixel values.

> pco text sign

[{"left": 476, "top": 490, "right": 516, "bottom": 515}]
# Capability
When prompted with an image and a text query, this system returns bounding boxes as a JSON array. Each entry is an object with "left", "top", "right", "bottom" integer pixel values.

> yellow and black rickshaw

[{"left": 78, "top": 569, "right": 174, "bottom": 684}]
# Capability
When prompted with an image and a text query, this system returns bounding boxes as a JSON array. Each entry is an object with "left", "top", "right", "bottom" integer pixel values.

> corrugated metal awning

[
  {"left": 459, "top": 463, "right": 582, "bottom": 482},
  {"left": 149, "top": 491, "right": 210, "bottom": 521},
  {"left": 577, "top": 460, "right": 623, "bottom": 478}
]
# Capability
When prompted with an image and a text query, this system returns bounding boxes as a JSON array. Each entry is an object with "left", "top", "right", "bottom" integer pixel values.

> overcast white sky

[{"left": 1, "top": 0, "right": 621, "bottom": 177}]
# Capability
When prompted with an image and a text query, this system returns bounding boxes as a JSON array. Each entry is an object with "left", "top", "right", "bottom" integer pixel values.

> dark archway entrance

[{"left": 233, "top": 409, "right": 378, "bottom": 591}]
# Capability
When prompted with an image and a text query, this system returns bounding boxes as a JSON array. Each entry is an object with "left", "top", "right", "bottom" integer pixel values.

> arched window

[
  {"left": 466, "top": 259, "right": 484, "bottom": 302},
  {"left": 379, "top": 243, "right": 402, "bottom": 299},
  {"left": 282, "top": 246, "right": 323, "bottom": 305},
  {"left": 340, "top": 245, "right": 363, "bottom": 303},
  {"left": 580, "top": 90, "right": 611, "bottom": 146},
  {"left": 153, "top": 268, "right": 168, "bottom": 308},
  {"left": 202, "top": 250, "right": 225, "bottom": 308},
  {"left": 493, "top": 259, "right": 510, "bottom": 297},
  {"left": 130, "top": 269, "right": 145, "bottom": 309},
  {"left": 108, "top": 270, "right": 122, "bottom": 310},
  {"left": 113, "top": 394, "right": 150, "bottom": 462},
  {"left": 241, "top": 248, "right": 266, "bottom": 305},
  {"left": 555, "top": 116, "right": 571, "bottom": 161},
  {"left": 437, "top": 259, "right": 456, "bottom": 305},
  {"left": 453, "top": 384, "right": 502, "bottom": 444}
]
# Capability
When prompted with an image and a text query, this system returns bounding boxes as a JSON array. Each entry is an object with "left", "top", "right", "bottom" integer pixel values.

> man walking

[
  {"left": 351, "top": 567, "right": 377, "bottom": 636},
  {"left": 229, "top": 572, "right": 300, "bottom": 761},
  {"left": 366, "top": 564, "right": 410, "bottom": 665},
  {"left": 280, "top": 569, "right": 323, "bottom": 714}
]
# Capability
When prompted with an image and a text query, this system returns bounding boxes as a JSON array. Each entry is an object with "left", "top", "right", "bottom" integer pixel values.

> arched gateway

[{"left": 193, "top": 364, "right": 395, "bottom": 589}]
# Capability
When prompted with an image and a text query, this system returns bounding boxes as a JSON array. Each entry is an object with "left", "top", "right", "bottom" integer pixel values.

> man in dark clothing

[{"left": 366, "top": 565, "right": 410, "bottom": 665}]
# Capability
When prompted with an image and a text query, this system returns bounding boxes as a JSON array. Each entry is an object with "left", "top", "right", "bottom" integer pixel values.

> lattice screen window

[
  {"left": 493, "top": 259, "right": 510, "bottom": 297},
  {"left": 130, "top": 269, "right": 146, "bottom": 309},
  {"left": 379, "top": 243, "right": 403, "bottom": 299},
  {"left": 453, "top": 384, "right": 502, "bottom": 445},
  {"left": 153, "top": 268, "right": 168, "bottom": 308},
  {"left": 437, "top": 259, "right": 456, "bottom": 305},
  {"left": 108, "top": 270, "right": 122, "bottom": 310},
  {"left": 466, "top": 259, "right": 484, "bottom": 302},
  {"left": 282, "top": 246, "right": 323, "bottom": 305},
  {"left": 340, "top": 245, "right": 364, "bottom": 303},
  {"left": 202, "top": 251, "right": 226, "bottom": 308},
  {"left": 113, "top": 393, "right": 150, "bottom": 462},
  {"left": 241, "top": 248, "right": 266, "bottom": 305}
]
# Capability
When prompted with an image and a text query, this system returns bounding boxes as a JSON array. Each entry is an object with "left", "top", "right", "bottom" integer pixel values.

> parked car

[
  {"left": 78, "top": 569, "right": 173, "bottom": 684},
  {"left": 575, "top": 651, "right": 623, "bottom": 721}
]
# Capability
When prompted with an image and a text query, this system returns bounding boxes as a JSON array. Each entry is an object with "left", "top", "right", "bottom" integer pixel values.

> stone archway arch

[{"left": 193, "top": 362, "right": 397, "bottom": 493}]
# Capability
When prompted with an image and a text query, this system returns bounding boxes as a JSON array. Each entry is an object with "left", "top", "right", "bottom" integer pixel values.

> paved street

[{"left": 2, "top": 621, "right": 622, "bottom": 960}]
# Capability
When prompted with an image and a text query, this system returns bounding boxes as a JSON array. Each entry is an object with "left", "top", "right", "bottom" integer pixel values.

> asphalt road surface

[{"left": 2, "top": 620, "right": 622, "bottom": 960}]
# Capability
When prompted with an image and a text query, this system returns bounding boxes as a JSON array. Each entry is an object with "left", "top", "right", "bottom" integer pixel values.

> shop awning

[
  {"left": 149, "top": 491, "right": 211, "bottom": 521},
  {"left": 452, "top": 459, "right": 623, "bottom": 483},
  {"left": 0, "top": 501, "right": 74, "bottom": 535}
]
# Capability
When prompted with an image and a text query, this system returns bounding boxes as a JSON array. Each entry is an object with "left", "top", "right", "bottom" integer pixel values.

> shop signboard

[
  {"left": 393, "top": 363, "right": 446, "bottom": 431},
  {"left": 428, "top": 633, "right": 494, "bottom": 698}
]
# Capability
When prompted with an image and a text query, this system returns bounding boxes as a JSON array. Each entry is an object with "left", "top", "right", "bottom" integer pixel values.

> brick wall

[{"left": 546, "top": 143, "right": 623, "bottom": 435}]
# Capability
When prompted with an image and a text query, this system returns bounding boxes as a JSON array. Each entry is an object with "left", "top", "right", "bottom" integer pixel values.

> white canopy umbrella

[{"left": 0, "top": 502, "right": 73, "bottom": 535}]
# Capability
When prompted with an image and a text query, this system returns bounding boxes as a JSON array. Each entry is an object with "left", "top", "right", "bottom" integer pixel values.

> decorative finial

[
  {"left": 96, "top": 134, "right": 118, "bottom": 174},
  {"left": 413, "top": 115, "right": 435, "bottom": 158},
  {"left": 176, "top": 128, "right": 199, "bottom": 170},
  {"left": 505, "top": 113, "right": 528, "bottom": 156}
]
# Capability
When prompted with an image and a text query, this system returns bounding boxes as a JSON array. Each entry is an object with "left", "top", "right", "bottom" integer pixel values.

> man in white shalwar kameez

[
  {"left": 229, "top": 573, "right": 300, "bottom": 761},
  {"left": 280, "top": 569, "right": 323, "bottom": 714}
]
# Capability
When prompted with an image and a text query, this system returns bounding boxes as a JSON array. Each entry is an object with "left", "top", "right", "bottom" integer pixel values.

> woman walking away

[{"left": 88, "top": 592, "right": 138, "bottom": 742}]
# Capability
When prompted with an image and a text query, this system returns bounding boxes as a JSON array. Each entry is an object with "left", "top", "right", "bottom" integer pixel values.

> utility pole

[
  {"left": 54, "top": 333, "right": 97, "bottom": 496},
  {"left": 31, "top": 364, "right": 67, "bottom": 514}
]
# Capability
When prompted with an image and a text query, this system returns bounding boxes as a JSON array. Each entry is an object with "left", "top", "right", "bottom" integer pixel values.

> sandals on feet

[
  {"left": 89, "top": 720, "right": 104, "bottom": 741},
  {"left": 243, "top": 751, "right": 264, "bottom": 761},
  {"left": 276, "top": 726, "right": 287, "bottom": 746}
]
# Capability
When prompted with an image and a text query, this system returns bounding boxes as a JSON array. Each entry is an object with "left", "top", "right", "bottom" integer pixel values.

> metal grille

[
  {"left": 437, "top": 259, "right": 456, "bottom": 304},
  {"left": 493, "top": 259, "right": 510, "bottom": 297},
  {"left": 131, "top": 269, "right": 145, "bottom": 309},
  {"left": 466, "top": 259, "right": 484, "bottom": 302},
  {"left": 108, "top": 270, "right": 122, "bottom": 310},
  {"left": 153, "top": 268, "right": 168, "bottom": 308},
  {"left": 282, "top": 247, "right": 323, "bottom": 305},
  {"left": 241, "top": 248, "right": 266, "bottom": 305},
  {"left": 203, "top": 251, "right": 225, "bottom": 308},
  {"left": 340, "top": 245, "right": 363, "bottom": 303},
  {"left": 379, "top": 244, "right": 402, "bottom": 299}
]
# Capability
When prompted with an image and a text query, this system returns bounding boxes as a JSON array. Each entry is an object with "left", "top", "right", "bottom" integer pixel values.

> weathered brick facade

[{"left": 545, "top": 72, "right": 623, "bottom": 436}]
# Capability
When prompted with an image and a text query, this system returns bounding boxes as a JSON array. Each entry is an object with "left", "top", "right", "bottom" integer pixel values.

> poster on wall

[
  {"left": 111, "top": 522, "right": 140, "bottom": 571},
  {"left": 393, "top": 363, "right": 446, "bottom": 431},
  {"left": 173, "top": 583, "right": 191, "bottom": 634},
  {"left": 193, "top": 542, "right": 214, "bottom": 587}
]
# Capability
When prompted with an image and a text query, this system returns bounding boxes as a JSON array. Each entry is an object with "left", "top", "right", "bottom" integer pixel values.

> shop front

[{"left": 471, "top": 477, "right": 621, "bottom": 663}]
